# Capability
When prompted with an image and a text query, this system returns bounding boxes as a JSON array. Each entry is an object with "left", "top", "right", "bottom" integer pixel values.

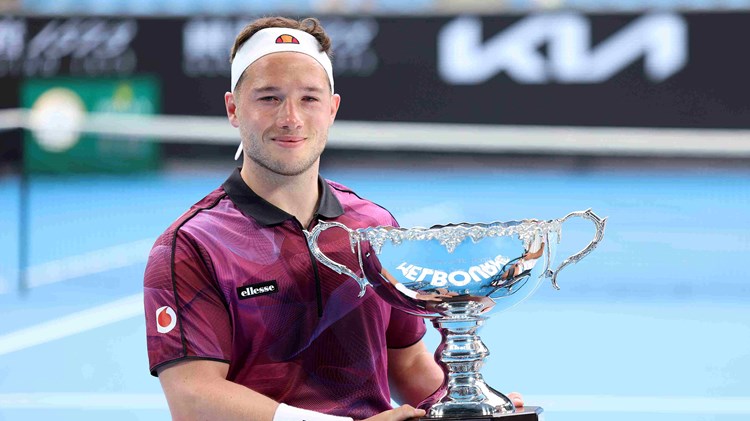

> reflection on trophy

[{"left": 306, "top": 209, "right": 607, "bottom": 420}]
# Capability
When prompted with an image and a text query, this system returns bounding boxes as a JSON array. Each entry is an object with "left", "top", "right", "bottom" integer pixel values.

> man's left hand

[{"left": 507, "top": 392, "right": 524, "bottom": 408}]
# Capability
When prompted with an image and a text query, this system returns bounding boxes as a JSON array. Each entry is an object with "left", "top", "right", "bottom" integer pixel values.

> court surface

[{"left": 1, "top": 160, "right": 749, "bottom": 421}]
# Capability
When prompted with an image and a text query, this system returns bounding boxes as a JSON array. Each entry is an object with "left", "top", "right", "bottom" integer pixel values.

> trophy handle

[
  {"left": 305, "top": 221, "right": 371, "bottom": 297},
  {"left": 546, "top": 209, "right": 607, "bottom": 290}
]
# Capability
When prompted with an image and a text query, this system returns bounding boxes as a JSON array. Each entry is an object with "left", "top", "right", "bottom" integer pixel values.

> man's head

[{"left": 224, "top": 17, "right": 341, "bottom": 177}]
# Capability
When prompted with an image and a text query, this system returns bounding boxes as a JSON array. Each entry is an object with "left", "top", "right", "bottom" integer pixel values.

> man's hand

[
  {"left": 361, "top": 393, "right": 523, "bottom": 421},
  {"left": 508, "top": 391, "right": 525, "bottom": 408},
  {"left": 362, "top": 404, "right": 425, "bottom": 421}
]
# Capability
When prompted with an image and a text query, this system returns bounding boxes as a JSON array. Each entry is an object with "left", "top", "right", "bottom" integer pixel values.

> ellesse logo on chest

[{"left": 237, "top": 280, "right": 279, "bottom": 300}]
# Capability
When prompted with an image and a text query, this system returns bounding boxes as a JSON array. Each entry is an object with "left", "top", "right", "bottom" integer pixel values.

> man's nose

[{"left": 277, "top": 100, "right": 302, "bottom": 129}]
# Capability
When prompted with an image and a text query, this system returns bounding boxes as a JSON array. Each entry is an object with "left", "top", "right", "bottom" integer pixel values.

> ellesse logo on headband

[{"left": 275, "top": 34, "right": 299, "bottom": 44}]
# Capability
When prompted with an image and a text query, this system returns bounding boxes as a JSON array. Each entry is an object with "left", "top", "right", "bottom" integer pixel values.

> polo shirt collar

[{"left": 222, "top": 168, "right": 344, "bottom": 226}]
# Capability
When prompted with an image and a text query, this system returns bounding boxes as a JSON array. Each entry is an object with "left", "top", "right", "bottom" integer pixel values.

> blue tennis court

[{"left": 1, "top": 160, "right": 749, "bottom": 421}]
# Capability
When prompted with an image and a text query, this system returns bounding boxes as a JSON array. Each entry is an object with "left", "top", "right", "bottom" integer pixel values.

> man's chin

[{"left": 251, "top": 158, "right": 320, "bottom": 178}]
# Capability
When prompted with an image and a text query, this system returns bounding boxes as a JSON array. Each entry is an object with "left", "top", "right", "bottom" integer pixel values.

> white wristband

[
  {"left": 273, "top": 403, "right": 353, "bottom": 421},
  {"left": 394, "top": 282, "right": 418, "bottom": 299}
]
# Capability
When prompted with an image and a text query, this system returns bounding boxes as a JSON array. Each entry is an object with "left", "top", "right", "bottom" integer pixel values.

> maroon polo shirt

[{"left": 144, "top": 168, "right": 426, "bottom": 419}]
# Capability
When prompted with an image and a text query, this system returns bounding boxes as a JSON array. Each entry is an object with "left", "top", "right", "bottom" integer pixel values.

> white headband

[
  {"left": 230, "top": 27, "right": 334, "bottom": 94},
  {"left": 231, "top": 27, "right": 334, "bottom": 160}
]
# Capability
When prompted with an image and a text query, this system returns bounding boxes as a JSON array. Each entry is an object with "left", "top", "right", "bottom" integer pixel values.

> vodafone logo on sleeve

[{"left": 156, "top": 306, "right": 177, "bottom": 334}]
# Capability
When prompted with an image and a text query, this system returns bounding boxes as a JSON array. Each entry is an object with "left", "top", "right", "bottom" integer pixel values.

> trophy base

[{"left": 412, "top": 406, "right": 543, "bottom": 421}]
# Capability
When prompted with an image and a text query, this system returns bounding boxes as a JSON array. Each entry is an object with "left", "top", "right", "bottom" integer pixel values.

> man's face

[{"left": 225, "top": 52, "right": 340, "bottom": 178}]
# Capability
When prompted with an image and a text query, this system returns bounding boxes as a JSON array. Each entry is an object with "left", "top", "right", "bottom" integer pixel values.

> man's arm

[
  {"left": 159, "top": 359, "right": 426, "bottom": 421},
  {"left": 387, "top": 340, "right": 444, "bottom": 407},
  {"left": 158, "top": 359, "right": 278, "bottom": 421}
]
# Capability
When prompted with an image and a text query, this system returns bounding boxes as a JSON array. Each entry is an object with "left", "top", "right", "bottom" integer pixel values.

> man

[{"left": 144, "top": 16, "right": 522, "bottom": 421}]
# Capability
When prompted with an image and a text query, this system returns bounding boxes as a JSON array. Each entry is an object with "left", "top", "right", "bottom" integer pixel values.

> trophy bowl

[{"left": 306, "top": 209, "right": 606, "bottom": 420}]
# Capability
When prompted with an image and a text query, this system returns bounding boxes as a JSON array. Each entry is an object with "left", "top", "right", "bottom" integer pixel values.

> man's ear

[
  {"left": 225, "top": 91, "right": 240, "bottom": 128},
  {"left": 329, "top": 93, "right": 341, "bottom": 124}
]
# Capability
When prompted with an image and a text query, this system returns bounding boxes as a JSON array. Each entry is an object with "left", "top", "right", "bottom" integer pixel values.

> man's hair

[{"left": 229, "top": 17, "right": 333, "bottom": 93}]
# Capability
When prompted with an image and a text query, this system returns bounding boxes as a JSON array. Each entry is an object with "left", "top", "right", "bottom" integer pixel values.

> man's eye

[
  {"left": 303, "top": 97, "right": 319, "bottom": 102},
  {"left": 258, "top": 96, "right": 278, "bottom": 102}
]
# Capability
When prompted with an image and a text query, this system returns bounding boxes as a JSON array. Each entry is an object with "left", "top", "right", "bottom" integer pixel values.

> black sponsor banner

[
  {"left": 332, "top": 13, "right": 750, "bottom": 129},
  {"left": 2, "top": 13, "right": 749, "bottom": 129}
]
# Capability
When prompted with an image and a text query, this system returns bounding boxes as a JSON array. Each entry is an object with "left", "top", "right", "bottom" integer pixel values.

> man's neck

[{"left": 240, "top": 163, "right": 321, "bottom": 228}]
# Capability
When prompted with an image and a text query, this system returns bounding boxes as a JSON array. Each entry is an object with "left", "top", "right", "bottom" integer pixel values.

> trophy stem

[{"left": 419, "top": 301, "right": 515, "bottom": 419}]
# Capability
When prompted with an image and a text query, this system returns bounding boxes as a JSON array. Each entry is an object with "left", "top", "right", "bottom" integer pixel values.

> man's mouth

[{"left": 272, "top": 136, "right": 306, "bottom": 147}]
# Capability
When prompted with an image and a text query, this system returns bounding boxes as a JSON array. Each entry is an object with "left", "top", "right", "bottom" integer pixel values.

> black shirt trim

[{"left": 222, "top": 168, "right": 344, "bottom": 226}]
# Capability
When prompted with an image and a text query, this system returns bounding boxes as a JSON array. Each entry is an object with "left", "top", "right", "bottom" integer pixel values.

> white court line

[
  {"left": 0, "top": 240, "right": 151, "bottom": 354},
  {"left": 0, "top": 293, "right": 143, "bottom": 356},
  {"left": 0, "top": 393, "right": 167, "bottom": 410},
  {"left": 24, "top": 238, "right": 155, "bottom": 289},
  {"left": 0, "top": 393, "right": 749, "bottom": 413}
]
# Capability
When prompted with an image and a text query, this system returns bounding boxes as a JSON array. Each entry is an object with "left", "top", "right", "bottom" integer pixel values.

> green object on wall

[{"left": 22, "top": 76, "right": 161, "bottom": 173}]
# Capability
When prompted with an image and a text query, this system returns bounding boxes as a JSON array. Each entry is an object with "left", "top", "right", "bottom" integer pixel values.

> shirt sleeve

[
  {"left": 144, "top": 228, "right": 232, "bottom": 376},
  {"left": 385, "top": 307, "right": 427, "bottom": 349}
]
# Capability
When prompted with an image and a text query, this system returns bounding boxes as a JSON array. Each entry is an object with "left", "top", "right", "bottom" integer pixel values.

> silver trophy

[{"left": 306, "top": 209, "right": 606, "bottom": 420}]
